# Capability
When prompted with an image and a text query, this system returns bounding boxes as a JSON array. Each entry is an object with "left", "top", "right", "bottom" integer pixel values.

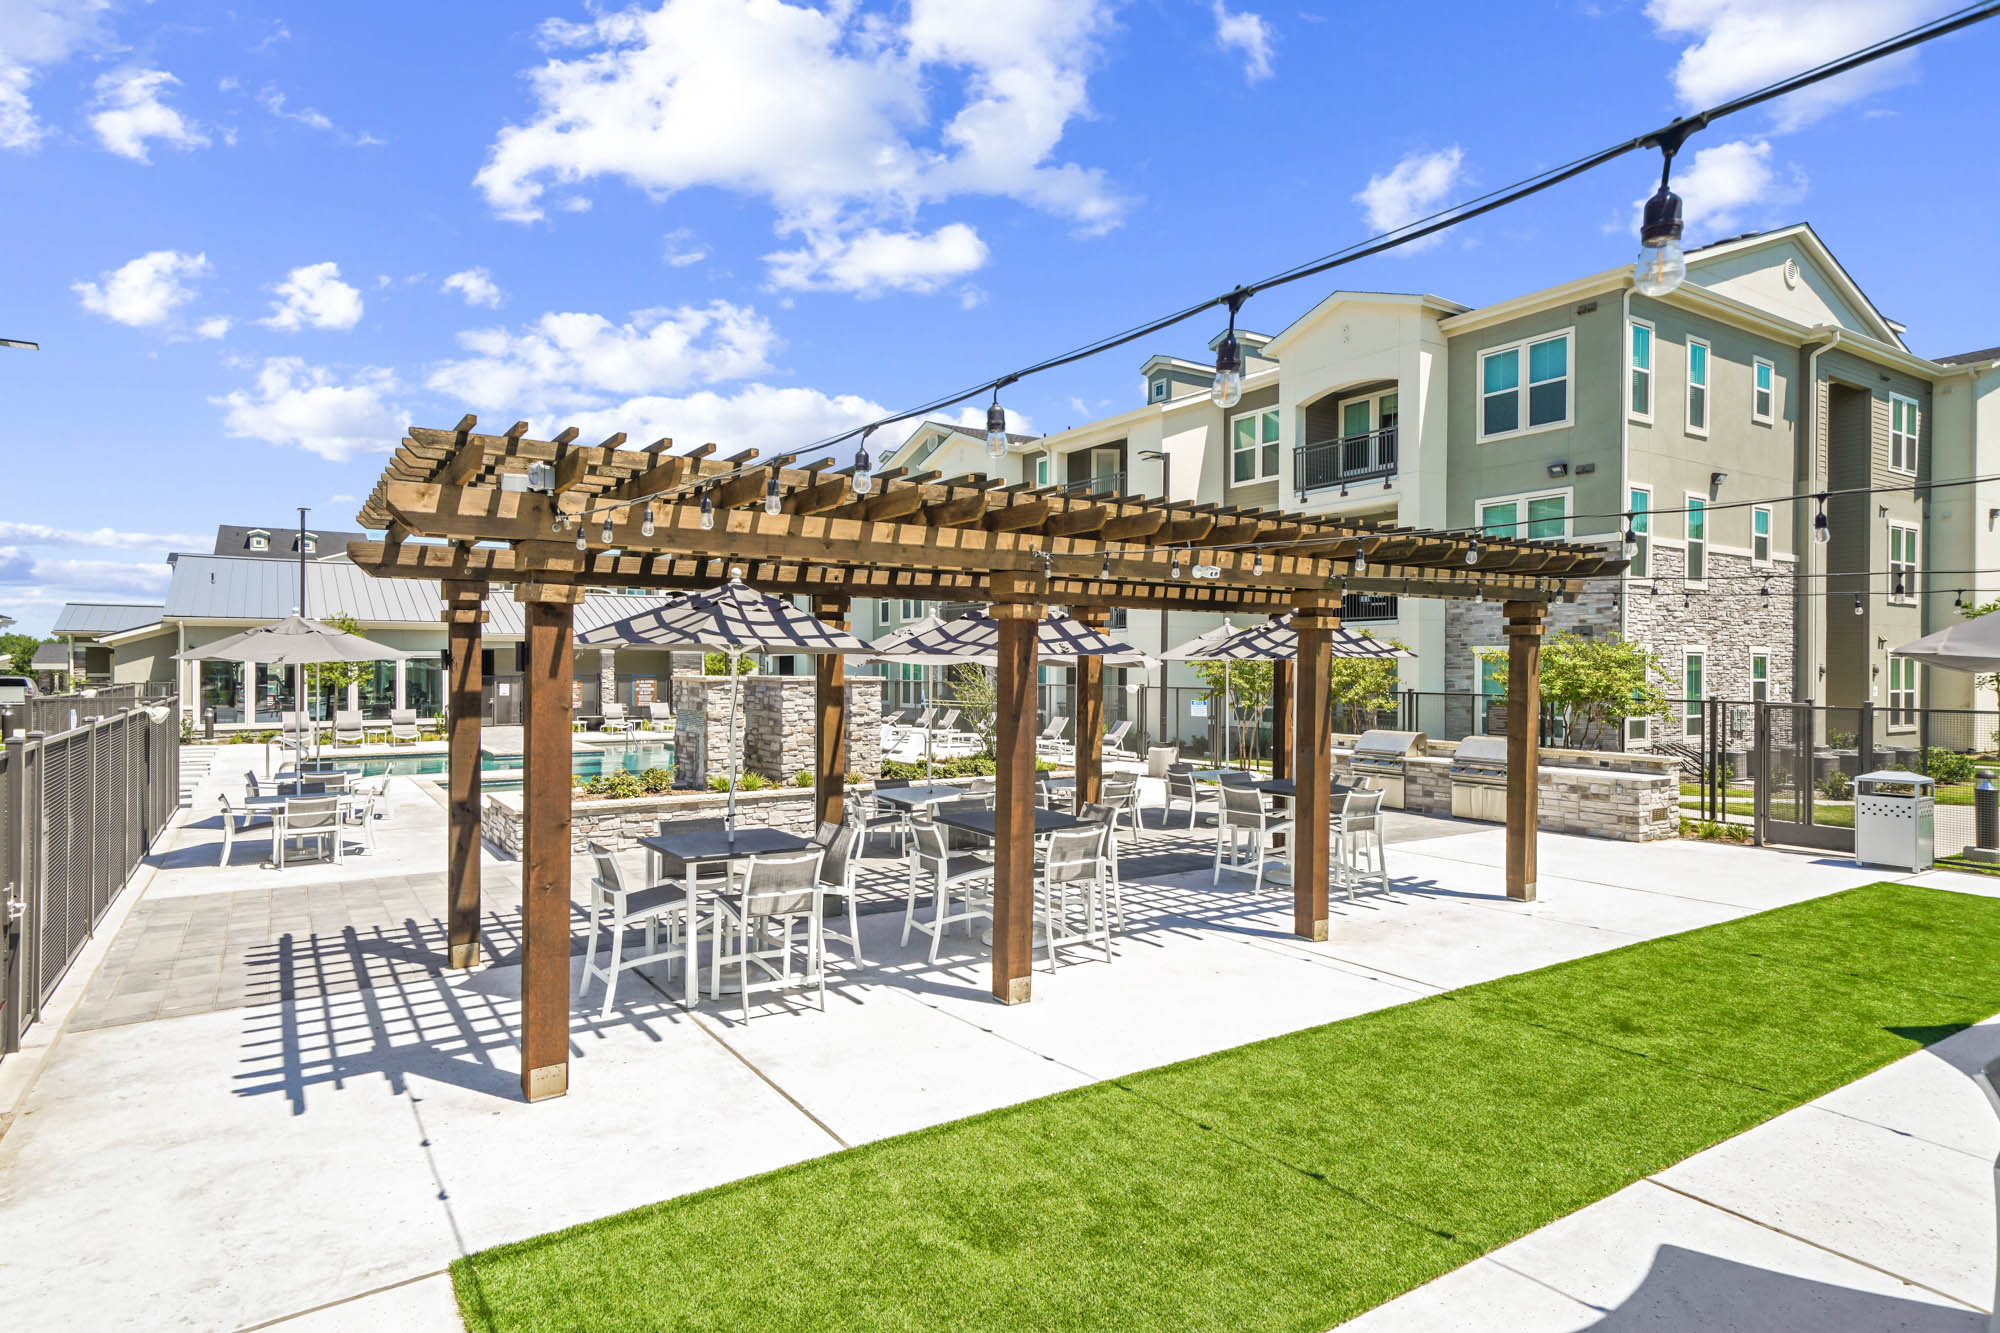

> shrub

[
  {"left": 1920, "top": 748, "right": 1976, "bottom": 785},
  {"left": 795, "top": 771, "right": 814, "bottom": 787},
  {"left": 1818, "top": 770, "right": 1854, "bottom": 801},
  {"left": 179, "top": 714, "right": 197, "bottom": 744},
  {"left": 639, "top": 766, "right": 675, "bottom": 790}
]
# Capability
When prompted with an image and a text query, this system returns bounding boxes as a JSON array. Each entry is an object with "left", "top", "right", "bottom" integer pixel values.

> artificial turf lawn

[{"left": 454, "top": 882, "right": 2000, "bottom": 1332}]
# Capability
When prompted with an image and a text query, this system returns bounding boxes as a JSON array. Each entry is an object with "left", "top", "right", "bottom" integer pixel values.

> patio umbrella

[
  {"left": 175, "top": 615, "right": 412, "bottom": 763},
  {"left": 1163, "top": 621, "right": 1242, "bottom": 766},
  {"left": 579, "top": 580, "right": 877, "bottom": 835},
  {"left": 1892, "top": 611, "right": 2000, "bottom": 676},
  {"left": 1216, "top": 613, "right": 1414, "bottom": 661}
]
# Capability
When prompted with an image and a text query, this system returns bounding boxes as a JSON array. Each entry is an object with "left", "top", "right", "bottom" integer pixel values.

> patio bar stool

[
  {"left": 711, "top": 846, "right": 829, "bottom": 1021},
  {"left": 1038, "top": 823, "right": 1114, "bottom": 970},
  {"left": 215, "top": 793, "right": 272, "bottom": 866},
  {"left": 1074, "top": 801, "right": 1126, "bottom": 929},
  {"left": 1332, "top": 787, "right": 1389, "bottom": 898},
  {"left": 1163, "top": 762, "right": 1211, "bottom": 829},
  {"left": 1212, "top": 782, "right": 1293, "bottom": 894},
  {"left": 273, "top": 796, "right": 343, "bottom": 870},
  {"left": 579, "top": 841, "right": 686, "bottom": 1019},
  {"left": 813, "top": 819, "right": 866, "bottom": 964},
  {"left": 901, "top": 812, "right": 993, "bottom": 962}
]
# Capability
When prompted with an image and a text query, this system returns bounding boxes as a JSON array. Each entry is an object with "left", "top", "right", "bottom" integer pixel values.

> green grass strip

[{"left": 454, "top": 883, "right": 2000, "bottom": 1332}]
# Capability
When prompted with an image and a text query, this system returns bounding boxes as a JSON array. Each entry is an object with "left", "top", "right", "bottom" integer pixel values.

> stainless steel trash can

[{"left": 1853, "top": 770, "right": 1935, "bottom": 872}]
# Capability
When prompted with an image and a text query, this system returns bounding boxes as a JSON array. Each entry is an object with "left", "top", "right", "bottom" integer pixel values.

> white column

[{"left": 394, "top": 659, "right": 407, "bottom": 710}]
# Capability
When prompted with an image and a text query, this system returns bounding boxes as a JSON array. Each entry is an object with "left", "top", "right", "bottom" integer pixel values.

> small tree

[
  {"left": 702, "top": 651, "right": 758, "bottom": 676},
  {"left": 1476, "top": 631, "right": 1669, "bottom": 751},
  {"left": 1325, "top": 650, "right": 1404, "bottom": 733},
  {"left": 947, "top": 663, "right": 998, "bottom": 752},
  {"left": 1960, "top": 596, "right": 2000, "bottom": 703},
  {"left": 1191, "top": 659, "right": 1274, "bottom": 760},
  {"left": 311, "top": 614, "right": 370, "bottom": 715},
  {"left": 1, "top": 632, "right": 41, "bottom": 675}
]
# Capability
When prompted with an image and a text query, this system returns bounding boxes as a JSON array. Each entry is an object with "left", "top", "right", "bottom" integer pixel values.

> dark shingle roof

[
  {"left": 214, "top": 524, "right": 369, "bottom": 558},
  {"left": 1937, "top": 346, "right": 2000, "bottom": 367}
]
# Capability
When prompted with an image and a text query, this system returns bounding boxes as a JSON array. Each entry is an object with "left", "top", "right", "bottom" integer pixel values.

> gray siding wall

[{"left": 1223, "top": 382, "right": 1282, "bottom": 509}]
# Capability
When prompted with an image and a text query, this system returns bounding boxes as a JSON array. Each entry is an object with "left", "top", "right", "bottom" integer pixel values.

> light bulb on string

[
  {"left": 1622, "top": 513, "right": 1639, "bottom": 556},
  {"left": 1101, "top": 552, "right": 1113, "bottom": 580},
  {"left": 1170, "top": 548, "right": 1183, "bottom": 578},
  {"left": 764, "top": 474, "right": 782, "bottom": 515},
  {"left": 1466, "top": 539, "right": 1480, "bottom": 566},
  {"left": 699, "top": 492, "right": 715, "bottom": 531},
  {"left": 600, "top": 516, "right": 614, "bottom": 545},
  {"left": 985, "top": 380, "right": 1013, "bottom": 459},
  {"left": 1955, "top": 589, "right": 1965, "bottom": 609},
  {"left": 1853, "top": 594, "right": 1864, "bottom": 617},
  {"left": 1211, "top": 289, "right": 1246, "bottom": 409},
  {"left": 1473, "top": 585, "right": 1484, "bottom": 605},
  {"left": 1893, "top": 572, "right": 1905, "bottom": 598},
  {"left": 853, "top": 429, "right": 875, "bottom": 496},
  {"left": 1353, "top": 549, "right": 1368, "bottom": 574},
  {"left": 640, "top": 503, "right": 656, "bottom": 538},
  {"left": 1633, "top": 128, "right": 1690, "bottom": 296},
  {"left": 1813, "top": 494, "right": 1830, "bottom": 545},
  {"left": 576, "top": 526, "right": 588, "bottom": 551}
]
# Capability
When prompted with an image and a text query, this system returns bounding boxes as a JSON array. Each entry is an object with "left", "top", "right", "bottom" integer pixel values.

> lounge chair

[
  {"left": 1102, "top": 719, "right": 1136, "bottom": 760},
  {"left": 388, "top": 709, "right": 422, "bottom": 744},
  {"left": 645, "top": 701, "right": 674, "bottom": 731},
  {"left": 600, "top": 701, "right": 638, "bottom": 734},
  {"left": 333, "top": 709, "right": 366, "bottom": 747},
  {"left": 1034, "top": 716, "right": 1070, "bottom": 756}
]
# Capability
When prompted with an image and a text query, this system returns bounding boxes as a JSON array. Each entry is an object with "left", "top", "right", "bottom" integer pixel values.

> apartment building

[{"left": 872, "top": 224, "right": 2000, "bottom": 744}]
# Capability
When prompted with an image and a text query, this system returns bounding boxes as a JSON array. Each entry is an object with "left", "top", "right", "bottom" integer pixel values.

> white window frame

[
  {"left": 1685, "top": 335, "right": 1710, "bottom": 437},
  {"left": 1228, "top": 405, "right": 1282, "bottom": 485},
  {"left": 1476, "top": 327, "right": 1574, "bottom": 443},
  {"left": 1750, "top": 651, "right": 1770, "bottom": 703},
  {"left": 1033, "top": 454, "right": 1050, "bottom": 487},
  {"left": 1477, "top": 486, "right": 1574, "bottom": 542},
  {"left": 1624, "top": 713, "right": 1650, "bottom": 745},
  {"left": 1684, "top": 494, "right": 1708, "bottom": 586},
  {"left": 1627, "top": 485, "right": 1651, "bottom": 579},
  {"left": 1889, "top": 521, "right": 1920, "bottom": 603},
  {"left": 1751, "top": 504, "right": 1772, "bottom": 565},
  {"left": 1751, "top": 356, "right": 1775, "bottom": 425},
  {"left": 1627, "top": 318, "right": 1654, "bottom": 424},
  {"left": 1150, "top": 378, "right": 1169, "bottom": 403},
  {"left": 1889, "top": 392, "right": 1920, "bottom": 474},
  {"left": 1887, "top": 656, "right": 1918, "bottom": 728},
  {"left": 1682, "top": 648, "right": 1707, "bottom": 738},
  {"left": 247, "top": 531, "right": 269, "bottom": 552}
]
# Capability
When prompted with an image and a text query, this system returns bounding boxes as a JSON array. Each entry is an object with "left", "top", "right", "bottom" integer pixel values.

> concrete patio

[{"left": 0, "top": 749, "right": 1994, "bottom": 1331}]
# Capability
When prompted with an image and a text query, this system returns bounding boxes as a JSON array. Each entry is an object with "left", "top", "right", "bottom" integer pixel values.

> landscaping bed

[{"left": 451, "top": 882, "right": 2000, "bottom": 1332}]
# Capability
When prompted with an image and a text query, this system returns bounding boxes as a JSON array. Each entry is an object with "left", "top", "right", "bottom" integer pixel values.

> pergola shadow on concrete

[{"left": 350, "top": 417, "right": 1623, "bottom": 1102}]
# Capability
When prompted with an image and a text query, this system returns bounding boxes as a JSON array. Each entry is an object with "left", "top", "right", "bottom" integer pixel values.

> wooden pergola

[{"left": 352, "top": 418, "right": 1623, "bottom": 1102}]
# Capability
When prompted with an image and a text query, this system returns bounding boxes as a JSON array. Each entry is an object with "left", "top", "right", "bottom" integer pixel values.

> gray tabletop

[
  {"left": 871, "top": 784, "right": 971, "bottom": 810},
  {"left": 245, "top": 793, "right": 351, "bottom": 809},
  {"left": 640, "top": 827, "right": 811, "bottom": 872},
  {"left": 935, "top": 807, "right": 1091, "bottom": 839},
  {"left": 1257, "top": 779, "right": 1295, "bottom": 797}
]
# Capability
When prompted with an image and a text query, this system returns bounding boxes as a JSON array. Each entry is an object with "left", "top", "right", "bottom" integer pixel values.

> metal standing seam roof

[
  {"left": 50, "top": 602, "right": 165, "bottom": 635},
  {"left": 162, "top": 553, "right": 674, "bottom": 638}
]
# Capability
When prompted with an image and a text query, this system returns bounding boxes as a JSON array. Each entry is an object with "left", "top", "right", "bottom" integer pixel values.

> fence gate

[{"left": 1754, "top": 701, "right": 1856, "bottom": 852}]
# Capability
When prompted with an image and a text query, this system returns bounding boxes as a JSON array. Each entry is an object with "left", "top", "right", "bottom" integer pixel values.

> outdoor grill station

[{"left": 350, "top": 416, "right": 1623, "bottom": 1101}]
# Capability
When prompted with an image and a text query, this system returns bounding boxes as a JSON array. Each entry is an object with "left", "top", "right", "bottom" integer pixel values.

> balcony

[
  {"left": 1294, "top": 427, "right": 1397, "bottom": 495},
  {"left": 1342, "top": 593, "right": 1397, "bottom": 623},
  {"left": 1055, "top": 471, "right": 1127, "bottom": 496}
]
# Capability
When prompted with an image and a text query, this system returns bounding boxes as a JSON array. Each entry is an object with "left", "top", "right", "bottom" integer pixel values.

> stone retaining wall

[
  {"left": 1329, "top": 737, "right": 1679, "bottom": 841},
  {"left": 672, "top": 672, "right": 881, "bottom": 788}
]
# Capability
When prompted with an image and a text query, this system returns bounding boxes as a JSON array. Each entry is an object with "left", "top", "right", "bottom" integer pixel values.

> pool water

[{"left": 335, "top": 743, "right": 675, "bottom": 784}]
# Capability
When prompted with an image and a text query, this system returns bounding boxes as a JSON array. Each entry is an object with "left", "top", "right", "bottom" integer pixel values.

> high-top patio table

[
  {"left": 870, "top": 784, "right": 970, "bottom": 812},
  {"left": 935, "top": 806, "right": 1091, "bottom": 840},
  {"left": 640, "top": 827, "right": 813, "bottom": 1005}
]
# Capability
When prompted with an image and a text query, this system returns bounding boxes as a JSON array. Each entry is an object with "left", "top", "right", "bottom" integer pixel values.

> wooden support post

[
  {"left": 1504, "top": 600, "right": 1547, "bottom": 903},
  {"left": 1292, "top": 612, "right": 1337, "bottom": 942},
  {"left": 1073, "top": 611, "right": 1106, "bottom": 807},
  {"left": 443, "top": 580, "right": 487, "bottom": 970},
  {"left": 519, "top": 585, "right": 582, "bottom": 1102},
  {"left": 991, "top": 602, "right": 1041, "bottom": 1005},
  {"left": 813, "top": 595, "right": 850, "bottom": 828},
  {"left": 1271, "top": 658, "right": 1294, "bottom": 782}
]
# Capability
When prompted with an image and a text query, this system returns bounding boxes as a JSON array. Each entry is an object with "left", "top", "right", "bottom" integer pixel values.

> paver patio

[{"left": 0, "top": 751, "right": 1993, "bottom": 1330}]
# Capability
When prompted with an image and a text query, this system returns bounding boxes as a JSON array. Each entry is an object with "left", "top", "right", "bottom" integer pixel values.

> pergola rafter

[{"left": 355, "top": 418, "right": 1611, "bottom": 1104}]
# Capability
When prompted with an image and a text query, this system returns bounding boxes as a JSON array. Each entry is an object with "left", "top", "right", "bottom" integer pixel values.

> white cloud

[
  {"left": 1353, "top": 146, "right": 1466, "bottom": 250},
  {"left": 261, "top": 261, "right": 364, "bottom": 331},
  {"left": 0, "top": 0, "right": 111, "bottom": 151},
  {"left": 427, "top": 301, "right": 778, "bottom": 410},
  {"left": 258, "top": 87, "right": 332, "bottom": 132},
  {"left": 10, "top": 556, "right": 171, "bottom": 597},
  {"left": 958, "top": 285, "right": 987, "bottom": 310},
  {"left": 541, "top": 383, "right": 886, "bottom": 458},
  {"left": 213, "top": 357, "right": 404, "bottom": 461},
  {"left": 195, "top": 315, "right": 231, "bottom": 339},
  {"left": 1642, "top": 138, "right": 1806, "bottom": 239},
  {"left": 0, "top": 521, "right": 207, "bottom": 548},
  {"left": 765, "top": 222, "right": 988, "bottom": 296},
  {"left": 663, "top": 228, "right": 709, "bottom": 267},
  {"left": 1645, "top": 0, "right": 1947, "bottom": 131},
  {"left": 72, "top": 249, "right": 212, "bottom": 329},
  {"left": 1211, "top": 2, "right": 1275, "bottom": 83},
  {"left": 89, "top": 67, "right": 209, "bottom": 162},
  {"left": 442, "top": 267, "right": 504, "bottom": 308}
]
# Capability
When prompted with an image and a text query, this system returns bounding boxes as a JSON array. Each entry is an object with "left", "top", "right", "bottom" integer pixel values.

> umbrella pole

[
  {"left": 1223, "top": 659, "right": 1231, "bottom": 769},
  {"left": 727, "top": 650, "right": 741, "bottom": 840}
]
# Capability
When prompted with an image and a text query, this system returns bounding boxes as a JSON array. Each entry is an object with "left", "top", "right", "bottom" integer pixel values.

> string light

[
  {"left": 1634, "top": 127, "right": 1689, "bottom": 296},
  {"left": 1211, "top": 289, "right": 1245, "bottom": 409},
  {"left": 764, "top": 474, "right": 782, "bottom": 515},
  {"left": 1853, "top": 594, "right": 1865, "bottom": 616},
  {"left": 1622, "top": 513, "right": 1639, "bottom": 556},
  {"left": 853, "top": 428, "right": 875, "bottom": 496},
  {"left": 1101, "top": 552, "right": 1113, "bottom": 579},
  {"left": 641, "top": 503, "right": 656, "bottom": 538},
  {"left": 985, "top": 380, "right": 1012, "bottom": 459},
  {"left": 1474, "top": 586, "right": 1485, "bottom": 604},
  {"left": 1813, "top": 493, "right": 1830, "bottom": 545},
  {"left": 699, "top": 492, "right": 715, "bottom": 531},
  {"left": 599, "top": 516, "right": 614, "bottom": 545},
  {"left": 1252, "top": 551, "right": 1264, "bottom": 576},
  {"left": 1353, "top": 549, "right": 1368, "bottom": 574},
  {"left": 1955, "top": 588, "right": 1965, "bottom": 608},
  {"left": 1893, "top": 571, "right": 1906, "bottom": 598},
  {"left": 575, "top": 526, "right": 588, "bottom": 551},
  {"left": 1170, "top": 548, "right": 1183, "bottom": 578},
  {"left": 1465, "top": 539, "right": 1481, "bottom": 566}
]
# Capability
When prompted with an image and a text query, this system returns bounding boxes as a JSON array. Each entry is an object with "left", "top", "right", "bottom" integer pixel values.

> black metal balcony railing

[
  {"left": 1341, "top": 593, "right": 1397, "bottom": 622},
  {"left": 1054, "top": 470, "right": 1127, "bottom": 496},
  {"left": 1294, "top": 427, "right": 1397, "bottom": 494}
]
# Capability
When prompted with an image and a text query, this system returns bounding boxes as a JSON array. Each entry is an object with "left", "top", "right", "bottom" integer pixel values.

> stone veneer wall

[
  {"left": 1329, "top": 737, "right": 1679, "bottom": 841},
  {"left": 671, "top": 674, "right": 740, "bottom": 788},
  {"left": 742, "top": 676, "right": 882, "bottom": 781}
]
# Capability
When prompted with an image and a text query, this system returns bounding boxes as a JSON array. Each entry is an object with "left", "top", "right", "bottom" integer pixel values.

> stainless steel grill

[
  {"left": 1448, "top": 735, "right": 1509, "bottom": 823},
  {"left": 1350, "top": 729, "right": 1426, "bottom": 809}
]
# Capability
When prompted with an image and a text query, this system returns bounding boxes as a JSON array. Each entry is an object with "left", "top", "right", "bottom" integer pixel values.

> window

[
  {"left": 301, "top": 536, "right": 317, "bottom": 554},
  {"left": 1686, "top": 336, "right": 1709, "bottom": 435},
  {"left": 1478, "top": 330, "right": 1571, "bottom": 440},
  {"left": 899, "top": 599, "right": 924, "bottom": 621},
  {"left": 1478, "top": 650, "right": 1507, "bottom": 736},
  {"left": 1751, "top": 505, "right": 1771, "bottom": 564},
  {"left": 1150, "top": 378, "right": 1168, "bottom": 403},
  {"left": 1752, "top": 357, "right": 1774, "bottom": 424},
  {"left": 1479, "top": 489, "right": 1570, "bottom": 541},
  {"left": 1683, "top": 651, "right": 1705, "bottom": 737},
  {"left": 909, "top": 433, "right": 945, "bottom": 468},
  {"left": 1628, "top": 320, "right": 1653, "bottom": 421},
  {"left": 247, "top": 530, "right": 269, "bottom": 552},
  {"left": 1230, "top": 406, "right": 1281, "bottom": 484},
  {"left": 1890, "top": 393, "right": 1920, "bottom": 473},
  {"left": 1685, "top": 495, "right": 1707, "bottom": 583},
  {"left": 1751, "top": 652, "right": 1770, "bottom": 702},
  {"left": 1889, "top": 522, "right": 1919, "bottom": 602},
  {"left": 1032, "top": 454, "right": 1050, "bottom": 487},
  {"left": 1625, "top": 713, "right": 1649, "bottom": 745},
  {"left": 1628, "top": 486, "right": 1650, "bottom": 578},
  {"left": 1888, "top": 656, "right": 1917, "bottom": 725}
]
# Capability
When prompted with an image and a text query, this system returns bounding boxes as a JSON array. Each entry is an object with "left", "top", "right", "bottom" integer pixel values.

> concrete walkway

[{"left": 0, "top": 750, "right": 1994, "bottom": 1331}]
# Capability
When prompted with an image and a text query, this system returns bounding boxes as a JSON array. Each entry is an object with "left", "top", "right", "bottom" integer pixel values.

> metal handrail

[{"left": 1294, "top": 426, "right": 1398, "bottom": 493}]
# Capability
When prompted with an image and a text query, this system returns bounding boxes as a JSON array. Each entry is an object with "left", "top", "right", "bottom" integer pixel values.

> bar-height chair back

[
  {"left": 713, "top": 847, "right": 828, "bottom": 1020},
  {"left": 216, "top": 793, "right": 272, "bottom": 865},
  {"left": 387, "top": 709, "right": 421, "bottom": 743},
  {"left": 578, "top": 840, "right": 686, "bottom": 1017},
  {"left": 814, "top": 819, "right": 865, "bottom": 964},
  {"left": 648, "top": 815, "right": 735, "bottom": 889},
  {"left": 1333, "top": 787, "right": 1389, "bottom": 899},
  {"left": 1074, "top": 801, "right": 1126, "bottom": 928},
  {"left": 1163, "top": 762, "right": 1210, "bottom": 828},
  {"left": 964, "top": 777, "right": 997, "bottom": 809},
  {"left": 1213, "top": 781, "right": 1293, "bottom": 894},
  {"left": 901, "top": 812, "right": 994, "bottom": 963},
  {"left": 346, "top": 776, "right": 391, "bottom": 848},
  {"left": 1038, "top": 823, "right": 1113, "bottom": 969},
  {"left": 275, "top": 795, "right": 342, "bottom": 870},
  {"left": 1100, "top": 773, "right": 1142, "bottom": 835}
]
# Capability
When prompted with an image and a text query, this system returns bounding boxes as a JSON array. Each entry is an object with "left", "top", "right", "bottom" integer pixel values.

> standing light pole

[{"left": 1140, "top": 448, "right": 1171, "bottom": 747}]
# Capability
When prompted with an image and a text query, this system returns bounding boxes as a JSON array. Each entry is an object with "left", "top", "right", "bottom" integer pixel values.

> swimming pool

[{"left": 334, "top": 742, "right": 675, "bottom": 783}]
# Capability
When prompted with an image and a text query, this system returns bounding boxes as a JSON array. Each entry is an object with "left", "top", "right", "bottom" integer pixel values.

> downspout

[
  {"left": 1618, "top": 284, "right": 1632, "bottom": 648},
  {"left": 1802, "top": 330, "right": 1844, "bottom": 708}
]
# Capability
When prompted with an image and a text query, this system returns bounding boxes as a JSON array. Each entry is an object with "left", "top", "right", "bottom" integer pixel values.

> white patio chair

[
  {"left": 216, "top": 793, "right": 272, "bottom": 865},
  {"left": 813, "top": 819, "right": 865, "bottom": 965},
  {"left": 712, "top": 847, "right": 829, "bottom": 1021},
  {"left": 1213, "top": 781, "right": 1293, "bottom": 894},
  {"left": 1036, "top": 772, "right": 1073, "bottom": 813},
  {"left": 1039, "top": 823, "right": 1114, "bottom": 969},
  {"left": 1100, "top": 772, "right": 1143, "bottom": 836},
  {"left": 387, "top": 709, "right": 422, "bottom": 744},
  {"left": 579, "top": 841, "right": 686, "bottom": 1019},
  {"left": 599, "top": 701, "right": 638, "bottom": 734},
  {"left": 273, "top": 796, "right": 343, "bottom": 870},
  {"left": 333, "top": 709, "right": 366, "bottom": 747},
  {"left": 1101, "top": 719, "right": 1136, "bottom": 760},
  {"left": 1163, "top": 762, "right": 1213, "bottom": 829},
  {"left": 902, "top": 812, "right": 994, "bottom": 962},
  {"left": 645, "top": 701, "right": 674, "bottom": 731},
  {"left": 1333, "top": 787, "right": 1389, "bottom": 899},
  {"left": 1074, "top": 800, "right": 1126, "bottom": 929},
  {"left": 345, "top": 776, "right": 391, "bottom": 849},
  {"left": 858, "top": 791, "right": 909, "bottom": 856},
  {"left": 1035, "top": 716, "right": 1070, "bottom": 757},
  {"left": 244, "top": 768, "right": 283, "bottom": 800}
]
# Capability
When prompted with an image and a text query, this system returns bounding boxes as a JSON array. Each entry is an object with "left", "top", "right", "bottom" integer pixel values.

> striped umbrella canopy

[
  {"left": 1208, "top": 614, "right": 1414, "bottom": 661},
  {"left": 867, "top": 609, "right": 1155, "bottom": 667}
]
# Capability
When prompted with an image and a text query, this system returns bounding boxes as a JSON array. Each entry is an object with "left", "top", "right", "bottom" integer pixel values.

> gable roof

[
  {"left": 1937, "top": 345, "right": 2000, "bottom": 367},
  {"left": 1685, "top": 223, "right": 1905, "bottom": 350},
  {"left": 50, "top": 602, "right": 164, "bottom": 635},
  {"left": 31, "top": 642, "right": 68, "bottom": 668},
  {"left": 215, "top": 523, "right": 370, "bottom": 558},
  {"left": 1262, "top": 290, "right": 1469, "bottom": 357}
]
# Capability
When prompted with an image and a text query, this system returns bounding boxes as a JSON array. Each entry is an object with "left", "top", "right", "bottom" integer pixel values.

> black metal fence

[{"left": 1, "top": 699, "right": 180, "bottom": 1056}]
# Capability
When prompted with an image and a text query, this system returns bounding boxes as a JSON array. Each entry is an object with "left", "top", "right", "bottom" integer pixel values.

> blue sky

[{"left": 1, "top": 0, "right": 1993, "bottom": 635}]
